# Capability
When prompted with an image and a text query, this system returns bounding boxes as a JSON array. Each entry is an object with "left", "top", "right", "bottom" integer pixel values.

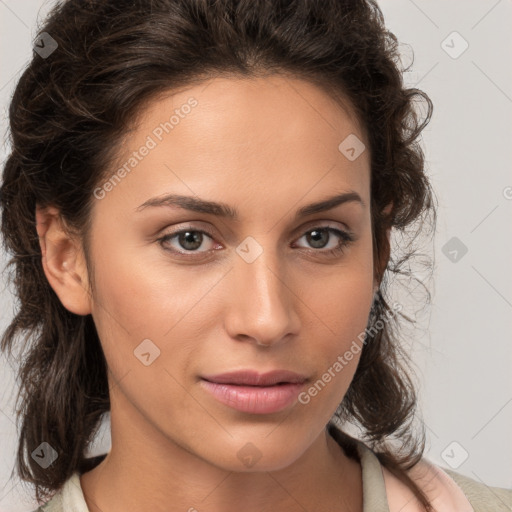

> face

[{"left": 52, "top": 75, "right": 379, "bottom": 471}]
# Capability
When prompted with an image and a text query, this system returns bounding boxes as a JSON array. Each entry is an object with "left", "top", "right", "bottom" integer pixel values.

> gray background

[{"left": 1, "top": 0, "right": 511, "bottom": 510}]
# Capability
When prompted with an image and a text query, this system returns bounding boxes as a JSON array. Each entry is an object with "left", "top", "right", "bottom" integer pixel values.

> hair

[{"left": 0, "top": 0, "right": 436, "bottom": 509}]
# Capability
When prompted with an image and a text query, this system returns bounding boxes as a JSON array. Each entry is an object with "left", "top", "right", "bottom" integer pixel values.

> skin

[{"left": 35, "top": 75, "right": 391, "bottom": 512}]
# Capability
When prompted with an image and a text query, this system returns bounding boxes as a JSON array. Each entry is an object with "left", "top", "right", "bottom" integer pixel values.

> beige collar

[{"left": 356, "top": 441, "right": 474, "bottom": 511}]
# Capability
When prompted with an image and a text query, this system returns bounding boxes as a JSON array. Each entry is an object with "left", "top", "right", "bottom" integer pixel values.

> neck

[{"left": 80, "top": 402, "right": 362, "bottom": 512}]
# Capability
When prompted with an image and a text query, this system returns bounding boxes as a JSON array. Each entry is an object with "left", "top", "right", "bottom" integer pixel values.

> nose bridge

[{"left": 226, "top": 236, "right": 299, "bottom": 345}]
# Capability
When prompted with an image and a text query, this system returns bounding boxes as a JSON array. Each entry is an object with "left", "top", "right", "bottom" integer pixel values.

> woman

[{"left": 1, "top": 0, "right": 510, "bottom": 511}]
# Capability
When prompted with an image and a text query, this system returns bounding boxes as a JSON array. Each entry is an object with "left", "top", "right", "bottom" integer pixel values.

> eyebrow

[{"left": 135, "top": 191, "right": 365, "bottom": 220}]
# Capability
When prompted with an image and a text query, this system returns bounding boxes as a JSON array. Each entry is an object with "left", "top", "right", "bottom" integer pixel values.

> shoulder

[
  {"left": 381, "top": 456, "right": 512, "bottom": 512},
  {"left": 442, "top": 467, "right": 512, "bottom": 512},
  {"left": 28, "top": 496, "right": 62, "bottom": 512},
  {"left": 28, "top": 493, "right": 63, "bottom": 512},
  {"left": 27, "top": 472, "right": 78, "bottom": 512},
  {"left": 28, "top": 455, "right": 106, "bottom": 512}
]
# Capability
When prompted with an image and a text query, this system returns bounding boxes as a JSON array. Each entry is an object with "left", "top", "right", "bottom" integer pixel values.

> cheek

[
  {"left": 90, "top": 238, "right": 210, "bottom": 335},
  {"left": 88, "top": 239, "right": 225, "bottom": 391},
  {"left": 297, "top": 288, "right": 372, "bottom": 423},
  {"left": 311, "top": 275, "right": 373, "bottom": 334},
  {"left": 300, "top": 250, "right": 375, "bottom": 401},
  {"left": 305, "top": 247, "right": 375, "bottom": 349},
  {"left": 308, "top": 284, "right": 372, "bottom": 392}
]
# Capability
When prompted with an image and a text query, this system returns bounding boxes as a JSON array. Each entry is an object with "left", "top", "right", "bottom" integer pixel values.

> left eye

[
  {"left": 157, "top": 226, "right": 354, "bottom": 257},
  {"left": 294, "top": 227, "right": 353, "bottom": 252}
]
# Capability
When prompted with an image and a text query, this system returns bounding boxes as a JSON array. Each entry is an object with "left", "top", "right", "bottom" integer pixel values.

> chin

[{"left": 206, "top": 440, "right": 305, "bottom": 473}]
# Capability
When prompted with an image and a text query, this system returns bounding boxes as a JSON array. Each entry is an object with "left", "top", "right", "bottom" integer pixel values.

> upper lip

[{"left": 201, "top": 370, "right": 308, "bottom": 386}]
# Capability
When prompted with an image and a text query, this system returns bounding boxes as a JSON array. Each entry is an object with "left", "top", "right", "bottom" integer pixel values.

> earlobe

[{"left": 35, "top": 204, "right": 92, "bottom": 316}]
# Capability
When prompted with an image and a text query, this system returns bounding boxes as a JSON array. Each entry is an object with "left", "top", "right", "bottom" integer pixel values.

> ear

[
  {"left": 373, "top": 201, "right": 393, "bottom": 296},
  {"left": 35, "top": 204, "right": 92, "bottom": 316}
]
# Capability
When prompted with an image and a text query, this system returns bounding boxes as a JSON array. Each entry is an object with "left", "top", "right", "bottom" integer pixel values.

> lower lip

[{"left": 199, "top": 379, "right": 305, "bottom": 414}]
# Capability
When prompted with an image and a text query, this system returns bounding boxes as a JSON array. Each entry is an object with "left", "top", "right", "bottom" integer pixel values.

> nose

[{"left": 223, "top": 245, "right": 301, "bottom": 347}]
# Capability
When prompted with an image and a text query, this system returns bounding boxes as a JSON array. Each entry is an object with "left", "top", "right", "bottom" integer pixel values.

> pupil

[
  {"left": 308, "top": 229, "right": 328, "bottom": 249},
  {"left": 180, "top": 231, "right": 202, "bottom": 250}
]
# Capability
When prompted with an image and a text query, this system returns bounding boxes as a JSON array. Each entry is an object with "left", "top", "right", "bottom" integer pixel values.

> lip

[
  {"left": 199, "top": 380, "right": 306, "bottom": 414},
  {"left": 199, "top": 370, "right": 308, "bottom": 414},
  {"left": 201, "top": 369, "right": 308, "bottom": 386}
]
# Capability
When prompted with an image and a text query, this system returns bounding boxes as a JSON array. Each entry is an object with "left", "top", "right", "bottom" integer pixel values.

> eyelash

[{"left": 157, "top": 225, "right": 355, "bottom": 260}]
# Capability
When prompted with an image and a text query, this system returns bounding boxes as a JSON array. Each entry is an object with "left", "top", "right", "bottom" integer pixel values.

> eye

[
  {"left": 158, "top": 227, "right": 218, "bottom": 257},
  {"left": 293, "top": 226, "right": 355, "bottom": 257},
  {"left": 157, "top": 224, "right": 355, "bottom": 259}
]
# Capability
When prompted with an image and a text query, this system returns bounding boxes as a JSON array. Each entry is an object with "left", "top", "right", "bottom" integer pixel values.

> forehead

[
  {"left": 94, "top": 75, "right": 370, "bottom": 219},
  {"left": 130, "top": 74, "right": 366, "bottom": 148}
]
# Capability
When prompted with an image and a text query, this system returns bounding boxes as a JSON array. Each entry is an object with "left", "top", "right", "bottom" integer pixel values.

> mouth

[
  {"left": 199, "top": 369, "right": 308, "bottom": 414},
  {"left": 199, "top": 379, "right": 306, "bottom": 414},
  {"left": 200, "top": 369, "right": 308, "bottom": 387}
]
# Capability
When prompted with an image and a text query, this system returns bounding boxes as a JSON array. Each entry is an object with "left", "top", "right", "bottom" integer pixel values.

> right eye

[{"left": 157, "top": 225, "right": 224, "bottom": 260}]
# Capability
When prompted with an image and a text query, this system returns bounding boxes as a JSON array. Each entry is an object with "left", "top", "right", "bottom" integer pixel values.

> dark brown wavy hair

[{"left": 0, "top": 0, "right": 436, "bottom": 509}]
